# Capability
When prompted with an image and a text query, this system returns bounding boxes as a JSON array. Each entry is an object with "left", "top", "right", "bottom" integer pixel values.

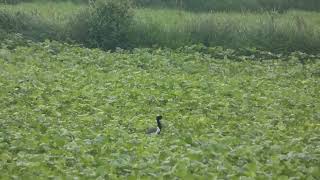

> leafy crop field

[{"left": 0, "top": 41, "right": 319, "bottom": 179}]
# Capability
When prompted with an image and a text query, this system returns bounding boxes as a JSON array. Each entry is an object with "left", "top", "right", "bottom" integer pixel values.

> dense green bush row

[
  {"left": 2, "top": 0, "right": 320, "bottom": 12},
  {"left": 0, "top": 0, "right": 134, "bottom": 49},
  {"left": 1, "top": 1, "right": 320, "bottom": 53},
  {"left": 129, "top": 9, "right": 320, "bottom": 53},
  {"left": 0, "top": 10, "right": 62, "bottom": 41},
  {"left": 135, "top": 0, "right": 320, "bottom": 12}
]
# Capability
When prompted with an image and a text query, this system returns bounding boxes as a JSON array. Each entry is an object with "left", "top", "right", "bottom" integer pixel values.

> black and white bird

[{"left": 146, "top": 115, "right": 163, "bottom": 135}]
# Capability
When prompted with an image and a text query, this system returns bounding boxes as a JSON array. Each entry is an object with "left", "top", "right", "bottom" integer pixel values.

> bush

[
  {"left": 68, "top": 0, "right": 133, "bottom": 50},
  {"left": 0, "top": 10, "right": 28, "bottom": 31},
  {"left": 0, "top": 9, "right": 63, "bottom": 41}
]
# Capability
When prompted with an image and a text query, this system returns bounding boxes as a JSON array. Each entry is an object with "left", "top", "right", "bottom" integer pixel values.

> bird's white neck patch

[{"left": 156, "top": 127, "right": 161, "bottom": 134}]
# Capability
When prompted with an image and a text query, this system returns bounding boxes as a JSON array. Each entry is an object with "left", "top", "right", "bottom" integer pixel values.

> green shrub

[
  {"left": 0, "top": 10, "right": 28, "bottom": 31},
  {"left": 68, "top": 0, "right": 133, "bottom": 49},
  {"left": 0, "top": 9, "right": 64, "bottom": 41},
  {"left": 67, "top": 8, "right": 91, "bottom": 43}
]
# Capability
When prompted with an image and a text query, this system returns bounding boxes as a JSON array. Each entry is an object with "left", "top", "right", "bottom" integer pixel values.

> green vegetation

[
  {"left": 0, "top": 2, "right": 79, "bottom": 41},
  {"left": 130, "top": 9, "right": 320, "bottom": 53},
  {"left": 2, "top": 0, "right": 320, "bottom": 12},
  {"left": 0, "top": 1, "right": 80, "bottom": 24},
  {"left": 68, "top": 0, "right": 133, "bottom": 49},
  {"left": 1, "top": 40, "right": 319, "bottom": 179},
  {"left": 1, "top": 0, "right": 320, "bottom": 178},
  {"left": 135, "top": 0, "right": 320, "bottom": 12},
  {"left": 1, "top": 2, "right": 320, "bottom": 53}
]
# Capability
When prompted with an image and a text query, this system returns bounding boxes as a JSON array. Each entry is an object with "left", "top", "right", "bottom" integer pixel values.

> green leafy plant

[
  {"left": 69, "top": 0, "right": 133, "bottom": 49},
  {"left": 0, "top": 40, "right": 319, "bottom": 179}
]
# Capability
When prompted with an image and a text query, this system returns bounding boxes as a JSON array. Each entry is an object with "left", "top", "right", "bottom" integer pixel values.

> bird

[{"left": 146, "top": 115, "right": 163, "bottom": 135}]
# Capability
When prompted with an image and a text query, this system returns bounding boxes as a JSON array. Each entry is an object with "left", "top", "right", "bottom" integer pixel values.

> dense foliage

[
  {"left": 134, "top": 0, "right": 320, "bottom": 12},
  {"left": 68, "top": 0, "right": 133, "bottom": 49},
  {"left": 0, "top": 9, "right": 61, "bottom": 41},
  {"left": 2, "top": 0, "right": 320, "bottom": 11},
  {"left": 130, "top": 9, "right": 320, "bottom": 53},
  {"left": 0, "top": 40, "right": 319, "bottom": 179},
  {"left": 1, "top": 3, "right": 320, "bottom": 53}
]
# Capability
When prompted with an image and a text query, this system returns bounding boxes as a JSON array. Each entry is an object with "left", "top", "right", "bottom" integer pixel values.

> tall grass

[
  {"left": 1, "top": 2, "right": 320, "bottom": 53},
  {"left": 0, "top": 2, "right": 81, "bottom": 25},
  {"left": 2, "top": 0, "right": 320, "bottom": 12},
  {"left": 0, "top": 9, "right": 65, "bottom": 41},
  {"left": 130, "top": 9, "right": 320, "bottom": 53},
  {"left": 134, "top": 0, "right": 320, "bottom": 12},
  {"left": 0, "top": 2, "right": 81, "bottom": 41}
]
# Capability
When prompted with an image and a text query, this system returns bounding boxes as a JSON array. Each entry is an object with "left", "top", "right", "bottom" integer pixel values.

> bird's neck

[
  {"left": 157, "top": 119, "right": 162, "bottom": 129},
  {"left": 156, "top": 127, "right": 161, "bottom": 134}
]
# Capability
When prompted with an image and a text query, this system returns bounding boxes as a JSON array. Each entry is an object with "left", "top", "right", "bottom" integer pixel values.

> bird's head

[
  {"left": 156, "top": 115, "right": 163, "bottom": 121},
  {"left": 156, "top": 115, "right": 163, "bottom": 129}
]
